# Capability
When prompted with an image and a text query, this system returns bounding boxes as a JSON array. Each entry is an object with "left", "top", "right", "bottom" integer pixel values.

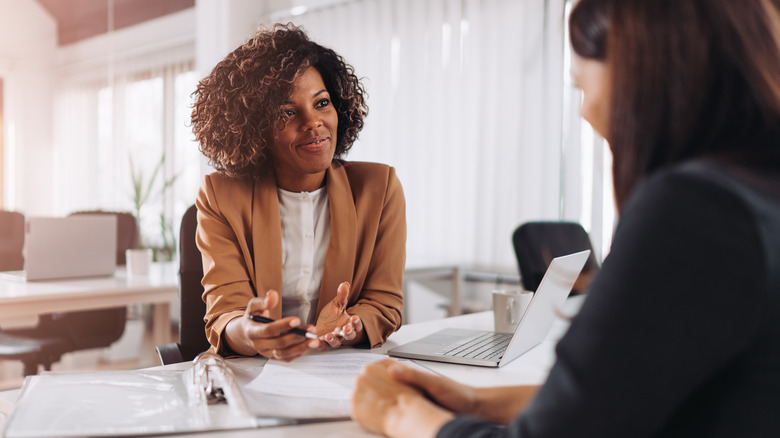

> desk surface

[
  {"left": 0, "top": 262, "right": 178, "bottom": 348},
  {"left": 0, "top": 295, "right": 585, "bottom": 438}
]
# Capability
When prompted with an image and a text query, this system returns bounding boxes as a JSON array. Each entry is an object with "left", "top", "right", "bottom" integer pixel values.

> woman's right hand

[{"left": 224, "top": 290, "right": 320, "bottom": 361}]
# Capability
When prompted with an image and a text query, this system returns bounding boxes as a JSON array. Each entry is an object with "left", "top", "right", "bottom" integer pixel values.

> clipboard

[{"left": 2, "top": 352, "right": 342, "bottom": 438}]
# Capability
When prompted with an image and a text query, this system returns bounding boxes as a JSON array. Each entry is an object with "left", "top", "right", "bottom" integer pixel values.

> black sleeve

[
  {"left": 437, "top": 416, "right": 505, "bottom": 438},
  {"left": 438, "top": 170, "right": 766, "bottom": 438}
]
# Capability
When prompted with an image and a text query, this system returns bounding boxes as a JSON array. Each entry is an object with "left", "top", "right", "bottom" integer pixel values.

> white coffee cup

[
  {"left": 492, "top": 289, "right": 534, "bottom": 333},
  {"left": 126, "top": 248, "right": 153, "bottom": 277}
]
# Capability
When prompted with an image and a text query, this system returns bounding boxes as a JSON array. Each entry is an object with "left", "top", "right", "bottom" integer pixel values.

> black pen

[{"left": 246, "top": 314, "right": 319, "bottom": 339}]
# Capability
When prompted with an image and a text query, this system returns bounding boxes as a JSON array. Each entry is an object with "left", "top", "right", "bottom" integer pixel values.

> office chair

[
  {"left": 0, "top": 210, "right": 25, "bottom": 272},
  {"left": 0, "top": 211, "right": 63, "bottom": 376},
  {"left": 0, "top": 211, "right": 138, "bottom": 376},
  {"left": 155, "top": 204, "right": 210, "bottom": 364},
  {"left": 512, "top": 221, "right": 600, "bottom": 295}
]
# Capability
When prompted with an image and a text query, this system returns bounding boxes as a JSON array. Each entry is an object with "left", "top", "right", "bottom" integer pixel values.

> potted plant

[{"left": 129, "top": 152, "right": 179, "bottom": 263}]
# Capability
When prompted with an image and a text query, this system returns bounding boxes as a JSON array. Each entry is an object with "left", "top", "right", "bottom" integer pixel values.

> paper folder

[{"left": 2, "top": 352, "right": 349, "bottom": 438}]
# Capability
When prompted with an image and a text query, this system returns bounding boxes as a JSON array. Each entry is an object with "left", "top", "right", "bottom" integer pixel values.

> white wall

[{"left": 0, "top": 0, "right": 56, "bottom": 215}]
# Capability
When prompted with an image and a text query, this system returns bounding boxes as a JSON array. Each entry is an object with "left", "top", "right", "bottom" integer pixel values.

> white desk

[
  {"left": 0, "top": 295, "right": 585, "bottom": 438},
  {"left": 0, "top": 263, "right": 178, "bottom": 348}
]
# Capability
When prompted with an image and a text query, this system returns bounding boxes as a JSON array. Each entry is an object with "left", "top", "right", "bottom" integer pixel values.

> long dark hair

[
  {"left": 570, "top": 0, "right": 780, "bottom": 209},
  {"left": 569, "top": 0, "right": 609, "bottom": 62}
]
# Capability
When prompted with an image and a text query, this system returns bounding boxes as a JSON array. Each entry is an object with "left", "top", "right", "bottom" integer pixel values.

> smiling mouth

[{"left": 298, "top": 137, "right": 329, "bottom": 148}]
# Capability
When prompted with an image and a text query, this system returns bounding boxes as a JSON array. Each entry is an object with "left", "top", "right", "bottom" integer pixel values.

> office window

[{"left": 53, "top": 61, "right": 201, "bottom": 258}]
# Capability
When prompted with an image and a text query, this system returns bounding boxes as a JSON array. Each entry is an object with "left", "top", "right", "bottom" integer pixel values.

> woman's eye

[
  {"left": 317, "top": 99, "right": 330, "bottom": 108},
  {"left": 283, "top": 109, "right": 295, "bottom": 116}
]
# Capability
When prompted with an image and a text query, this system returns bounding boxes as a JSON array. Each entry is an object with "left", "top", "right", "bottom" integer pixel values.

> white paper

[{"left": 247, "top": 352, "right": 386, "bottom": 400}]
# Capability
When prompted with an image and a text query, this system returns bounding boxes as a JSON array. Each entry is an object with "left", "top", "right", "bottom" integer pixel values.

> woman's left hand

[{"left": 315, "top": 281, "right": 365, "bottom": 348}]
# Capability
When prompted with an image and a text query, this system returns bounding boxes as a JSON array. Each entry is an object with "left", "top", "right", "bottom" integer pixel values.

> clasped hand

[
  {"left": 351, "top": 360, "right": 540, "bottom": 437},
  {"left": 351, "top": 359, "right": 461, "bottom": 437},
  {"left": 228, "top": 281, "right": 364, "bottom": 361}
]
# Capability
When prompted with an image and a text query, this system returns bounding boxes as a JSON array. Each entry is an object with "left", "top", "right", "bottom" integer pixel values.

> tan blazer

[{"left": 195, "top": 160, "right": 406, "bottom": 352}]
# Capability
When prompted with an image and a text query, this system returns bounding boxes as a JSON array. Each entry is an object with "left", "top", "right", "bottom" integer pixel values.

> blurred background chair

[
  {"left": 0, "top": 211, "right": 61, "bottom": 376},
  {"left": 512, "top": 221, "right": 600, "bottom": 295},
  {"left": 0, "top": 211, "right": 139, "bottom": 376},
  {"left": 156, "top": 204, "right": 210, "bottom": 364},
  {"left": 0, "top": 210, "right": 25, "bottom": 272}
]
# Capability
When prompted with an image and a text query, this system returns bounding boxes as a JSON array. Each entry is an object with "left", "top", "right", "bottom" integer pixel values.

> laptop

[
  {"left": 389, "top": 250, "right": 590, "bottom": 367},
  {"left": 1, "top": 215, "right": 118, "bottom": 281}
]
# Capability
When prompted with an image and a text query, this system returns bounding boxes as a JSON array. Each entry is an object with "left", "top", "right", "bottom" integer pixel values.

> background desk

[
  {"left": 403, "top": 264, "right": 522, "bottom": 323},
  {"left": 0, "top": 263, "right": 178, "bottom": 348},
  {"left": 0, "top": 295, "right": 585, "bottom": 437}
]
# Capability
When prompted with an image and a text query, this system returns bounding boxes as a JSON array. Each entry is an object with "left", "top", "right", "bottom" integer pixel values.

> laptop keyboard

[{"left": 436, "top": 332, "right": 513, "bottom": 361}]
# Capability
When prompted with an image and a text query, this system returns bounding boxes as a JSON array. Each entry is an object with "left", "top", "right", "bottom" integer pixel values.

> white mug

[
  {"left": 492, "top": 289, "right": 533, "bottom": 333},
  {"left": 126, "top": 248, "right": 153, "bottom": 277}
]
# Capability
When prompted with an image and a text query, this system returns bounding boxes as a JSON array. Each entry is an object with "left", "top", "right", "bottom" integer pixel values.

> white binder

[{"left": 3, "top": 352, "right": 353, "bottom": 438}]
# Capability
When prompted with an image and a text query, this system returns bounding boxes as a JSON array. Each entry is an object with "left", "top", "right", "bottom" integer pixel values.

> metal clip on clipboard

[{"left": 190, "top": 352, "right": 253, "bottom": 426}]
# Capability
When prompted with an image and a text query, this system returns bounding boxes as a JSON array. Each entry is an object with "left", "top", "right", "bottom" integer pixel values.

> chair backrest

[
  {"left": 70, "top": 211, "right": 139, "bottom": 265},
  {"left": 512, "top": 221, "right": 600, "bottom": 294},
  {"left": 46, "top": 211, "right": 137, "bottom": 348},
  {"left": 0, "top": 210, "right": 25, "bottom": 271},
  {"left": 178, "top": 204, "right": 210, "bottom": 356}
]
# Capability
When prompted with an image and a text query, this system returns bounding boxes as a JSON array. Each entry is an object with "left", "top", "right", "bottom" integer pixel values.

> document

[{"left": 246, "top": 352, "right": 385, "bottom": 400}]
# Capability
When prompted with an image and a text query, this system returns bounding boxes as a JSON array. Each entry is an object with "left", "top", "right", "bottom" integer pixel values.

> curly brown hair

[{"left": 191, "top": 23, "right": 368, "bottom": 179}]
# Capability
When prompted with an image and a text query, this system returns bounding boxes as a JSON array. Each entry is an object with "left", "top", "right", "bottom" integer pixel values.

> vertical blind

[{"left": 272, "top": 0, "right": 611, "bottom": 270}]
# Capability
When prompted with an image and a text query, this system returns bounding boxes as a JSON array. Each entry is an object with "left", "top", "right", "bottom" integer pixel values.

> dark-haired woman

[
  {"left": 191, "top": 24, "right": 405, "bottom": 362},
  {"left": 351, "top": 0, "right": 780, "bottom": 436}
]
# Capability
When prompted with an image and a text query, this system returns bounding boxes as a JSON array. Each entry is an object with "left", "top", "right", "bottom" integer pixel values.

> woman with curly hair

[
  {"left": 191, "top": 24, "right": 405, "bottom": 361},
  {"left": 351, "top": 0, "right": 780, "bottom": 436}
]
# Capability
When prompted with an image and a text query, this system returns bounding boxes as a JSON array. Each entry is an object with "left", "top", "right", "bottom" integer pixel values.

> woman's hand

[
  {"left": 389, "top": 360, "right": 540, "bottom": 424},
  {"left": 383, "top": 359, "right": 478, "bottom": 415},
  {"left": 315, "top": 281, "right": 366, "bottom": 348},
  {"left": 224, "top": 290, "right": 320, "bottom": 361},
  {"left": 352, "top": 359, "right": 454, "bottom": 437}
]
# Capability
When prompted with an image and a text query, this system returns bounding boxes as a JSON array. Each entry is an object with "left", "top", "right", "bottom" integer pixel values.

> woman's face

[
  {"left": 571, "top": 54, "right": 611, "bottom": 139},
  {"left": 270, "top": 67, "right": 339, "bottom": 192}
]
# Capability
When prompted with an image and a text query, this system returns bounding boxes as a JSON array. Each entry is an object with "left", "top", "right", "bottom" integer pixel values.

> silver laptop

[
  {"left": 1, "top": 216, "right": 118, "bottom": 281},
  {"left": 389, "top": 250, "right": 590, "bottom": 367}
]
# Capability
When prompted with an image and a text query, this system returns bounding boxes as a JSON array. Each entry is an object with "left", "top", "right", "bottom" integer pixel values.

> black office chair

[
  {"left": 0, "top": 211, "right": 138, "bottom": 376},
  {"left": 155, "top": 204, "right": 210, "bottom": 364},
  {"left": 512, "top": 221, "right": 600, "bottom": 295}
]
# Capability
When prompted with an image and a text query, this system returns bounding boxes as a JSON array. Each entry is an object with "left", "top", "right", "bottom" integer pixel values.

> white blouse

[{"left": 277, "top": 186, "right": 331, "bottom": 325}]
